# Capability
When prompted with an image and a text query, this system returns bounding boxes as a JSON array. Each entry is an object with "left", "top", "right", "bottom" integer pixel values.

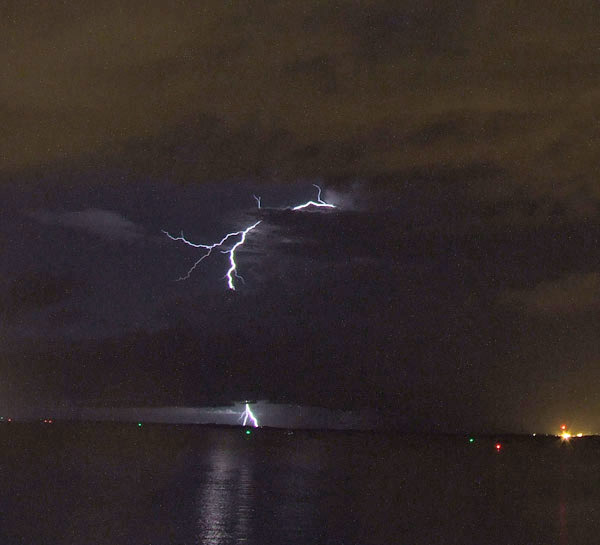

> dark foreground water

[{"left": 0, "top": 424, "right": 598, "bottom": 544}]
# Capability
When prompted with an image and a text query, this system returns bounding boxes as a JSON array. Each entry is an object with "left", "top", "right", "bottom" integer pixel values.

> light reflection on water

[
  {"left": 196, "top": 448, "right": 255, "bottom": 545},
  {"left": 188, "top": 433, "right": 600, "bottom": 545},
  {"left": 4, "top": 428, "right": 600, "bottom": 544},
  {"left": 194, "top": 436, "right": 324, "bottom": 545}
]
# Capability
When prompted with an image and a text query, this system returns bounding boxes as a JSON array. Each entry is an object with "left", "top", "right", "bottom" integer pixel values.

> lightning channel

[
  {"left": 240, "top": 403, "right": 259, "bottom": 427},
  {"left": 164, "top": 185, "right": 335, "bottom": 288},
  {"left": 162, "top": 221, "right": 261, "bottom": 288},
  {"left": 292, "top": 184, "right": 336, "bottom": 211},
  {"left": 223, "top": 221, "right": 261, "bottom": 290}
]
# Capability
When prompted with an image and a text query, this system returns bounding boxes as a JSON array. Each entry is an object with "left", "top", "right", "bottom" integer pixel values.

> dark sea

[{"left": 0, "top": 424, "right": 597, "bottom": 544}]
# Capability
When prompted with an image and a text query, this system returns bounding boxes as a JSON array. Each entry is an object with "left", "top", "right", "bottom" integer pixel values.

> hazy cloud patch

[
  {"left": 322, "top": 183, "right": 365, "bottom": 211},
  {"left": 30, "top": 208, "right": 144, "bottom": 241},
  {"left": 500, "top": 273, "right": 600, "bottom": 315},
  {"left": 1, "top": 271, "right": 73, "bottom": 317}
]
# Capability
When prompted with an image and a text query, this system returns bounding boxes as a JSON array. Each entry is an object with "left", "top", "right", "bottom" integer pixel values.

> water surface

[{"left": 0, "top": 425, "right": 596, "bottom": 544}]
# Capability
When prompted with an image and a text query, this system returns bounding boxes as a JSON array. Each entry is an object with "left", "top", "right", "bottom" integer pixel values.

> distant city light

[
  {"left": 576, "top": 433, "right": 583, "bottom": 438},
  {"left": 561, "top": 424, "right": 567, "bottom": 431},
  {"left": 561, "top": 431, "right": 571, "bottom": 441},
  {"left": 495, "top": 443, "right": 502, "bottom": 451}
]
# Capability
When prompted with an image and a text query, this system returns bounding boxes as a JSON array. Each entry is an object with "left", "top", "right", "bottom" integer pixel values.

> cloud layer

[
  {"left": 2, "top": 1, "right": 599, "bottom": 213},
  {"left": 31, "top": 208, "right": 143, "bottom": 241},
  {"left": 501, "top": 273, "right": 600, "bottom": 315}
]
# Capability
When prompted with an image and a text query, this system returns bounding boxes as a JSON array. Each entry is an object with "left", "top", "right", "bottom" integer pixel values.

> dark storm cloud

[
  {"left": 2, "top": 175, "right": 599, "bottom": 430},
  {"left": 490, "top": 291, "right": 600, "bottom": 433},
  {"left": 500, "top": 273, "right": 600, "bottom": 316},
  {"left": 30, "top": 208, "right": 144, "bottom": 241},
  {"left": 3, "top": 2, "right": 600, "bottom": 431},
  {"left": 3, "top": 1, "right": 600, "bottom": 213},
  {"left": 1, "top": 271, "right": 75, "bottom": 319}
]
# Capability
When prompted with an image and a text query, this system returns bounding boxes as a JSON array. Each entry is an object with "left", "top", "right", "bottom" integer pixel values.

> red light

[
  {"left": 561, "top": 424, "right": 567, "bottom": 430},
  {"left": 495, "top": 443, "right": 502, "bottom": 451},
  {"left": 7, "top": 418, "right": 11, "bottom": 422},
  {"left": 49, "top": 419, "right": 53, "bottom": 424}
]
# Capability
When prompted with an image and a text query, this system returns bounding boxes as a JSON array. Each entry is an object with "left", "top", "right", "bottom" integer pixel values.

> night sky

[{"left": 2, "top": 1, "right": 600, "bottom": 432}]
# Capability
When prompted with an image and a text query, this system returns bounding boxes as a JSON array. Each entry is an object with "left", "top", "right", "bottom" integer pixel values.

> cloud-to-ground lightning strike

[
  {"left": 292, "top": 184, "right": 336, "bottom": 211},
  {"left": 162, "top": 221, "right": 261, "bottom": 289},
  {"left": 223, "top": 221, "right": 261, "bottom": 290},
  {"left": 164, "top": 185, "right": 335, "bottom": 288},
  {"left": 240, "top": 403, "right": 259, "bottom": 427}
]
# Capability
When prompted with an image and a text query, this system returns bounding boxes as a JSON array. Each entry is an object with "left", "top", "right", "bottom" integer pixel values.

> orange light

[{"left": 561, "top": 424, "right": 567, "bottom": 430}]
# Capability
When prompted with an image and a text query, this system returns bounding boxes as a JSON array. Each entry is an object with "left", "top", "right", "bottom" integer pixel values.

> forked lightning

[
  {"left": 164, "top": 185, "right": 335, "bottom": 289},
  {"left": 241, "top": 403, "right": 259, "bottom": 427}
]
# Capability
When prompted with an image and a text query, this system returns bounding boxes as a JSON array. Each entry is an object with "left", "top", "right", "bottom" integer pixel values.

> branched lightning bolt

[
  {"left": 292, "top": 184, "right": 336, "bottom": 211},
  {"left": 164, "top": 185, "right": 335, "bottom": 288},
  {"left": 162, "top": 221, "right": 261, "bottom": 288},
  {"left": 223, "top": 221, "right": 261, "bottom": 290},
  {"left": 240, "top": 403, "right": 259, "bottom": 427}
]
